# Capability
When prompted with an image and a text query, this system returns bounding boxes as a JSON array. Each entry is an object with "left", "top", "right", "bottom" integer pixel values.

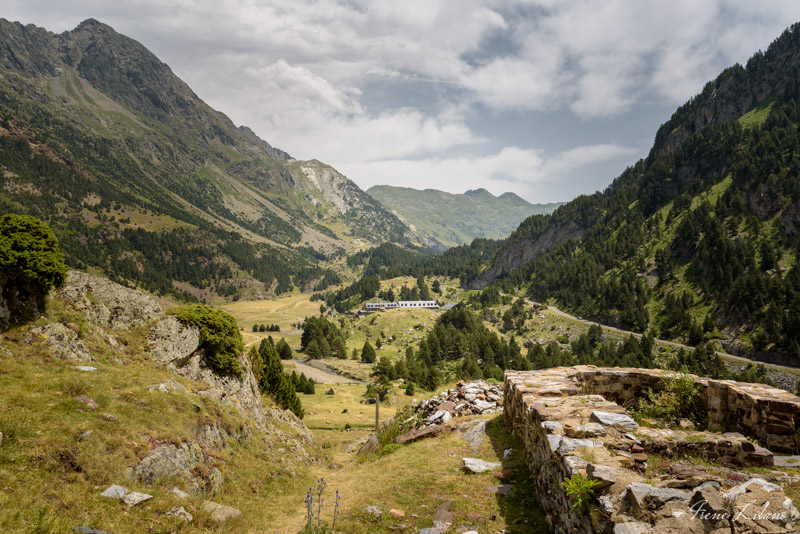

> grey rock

[
  {"left": 100, "top": 484, "right": 127, "bottom": 499},
  {"left": 146, "top": 383, "right": 171, "bottom": 393},
  {"left": 148, "top": 316, "right": 200, "bottom": 364},
  {"left": 598, "top": 495, "right": 614, "bottom": 515},
  {"left": 693, "top": 481, "right": 721, "bottom": 492},
  {"left": 573, "top": 422, "right": 607, "bottom": 438},
  {"left": 624, "top": 432, "right": 641, "bottom": 444},
  {"left": 166, "top": 505, "right": 193, "bottom": 522},
  {"left": 80, "top": 430, "right": 92, "bottom": 440},
  {"left": 541, "top": 421, "right": 563, "bottom": 433},
  {"left": 773, "top": 455, "right": 800, "bottom": 468},
  {"left": 545, "top": 434, "right": 563, "bottom": 453},
  {"left": 25, "top": 323, "right": 93, "bottom": 362},
  {"left": 326, "top": 387, "right": 336, "bottom": 395},
  {"left": 121, "top": 492, "right": 152, "bottom": 506},
  {"left": 73, "top": 527, "right": 114, "bottom": 534},
  {"left": 60, "top": 271, "right": 163, "bottom": 330},
  {"left": 74, "top": 366, "right": 97, "bottom": 372},
  {"left": 613, "top": 523, "right": 651, "bottom": 534},
  {"left": 722, "top": 477, "right": 781, "bottom": 500},
  {"left": 463, "top": 420, "right": 488, "bottom": 452},
  {"left": 626, "top": 482, "right": 690, "bottom": 511},
  {"left": 557, "top": 437, "right": 601, "bottom": 454},
  {"left": 462, "top": 457, "right": 501, "bottom": 473},
  {"left": 472, "top": 399, "right": 495, "bottom": 411},
  {"left": 587, "top": 463, "right": 617, "bottom": 489},
  {"left": 202, "top": 501, "right": 242, "bottom": 524},
  {"left": 132, "top": 441, "right": 222, "bottom": 494},
  {"left": 563, "top": 456, "right": 589, "bottom": 477},
  {"left": 591, "top": 410, "right": 639, "bottom": 431},
  {"left": 364, "top": 505, "right": 382, "bottom": 518},
  {"left": 689, "top": 487, "right": 728, "bottom": 522},
  {"left": 503, "top": 448, "right": 513, "bottom": 459}
]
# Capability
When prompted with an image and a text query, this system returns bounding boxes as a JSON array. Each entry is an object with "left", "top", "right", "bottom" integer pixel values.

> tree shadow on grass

[{"left": 485, "top": 415, "right": 551, "bottom": 534}]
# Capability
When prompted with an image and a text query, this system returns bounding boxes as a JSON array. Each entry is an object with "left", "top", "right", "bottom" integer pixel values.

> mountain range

[
  {"left": 466, "top": 23, "right": 800, "bottom": 364},
  {"left": 366, "top": 185, "right": 562, "bottom": 249},
  {"left": 0, "top": 18, "right": 433, "bottom": 300}
]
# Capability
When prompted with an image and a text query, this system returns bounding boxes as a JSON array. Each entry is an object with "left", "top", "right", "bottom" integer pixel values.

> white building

[{"left": 363, "top": 300, "right": 439, "bottom": 311}]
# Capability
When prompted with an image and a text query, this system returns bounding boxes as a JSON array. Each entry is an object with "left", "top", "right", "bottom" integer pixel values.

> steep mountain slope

[
  {"left": 468, "top": 23, "right": 800, "bottom": 365},
  {"left": 0, "top": 18, "right": 413, "bottom": 300},
  {"left": 367, "top": 185, "right": 562, "bottom": 249}
]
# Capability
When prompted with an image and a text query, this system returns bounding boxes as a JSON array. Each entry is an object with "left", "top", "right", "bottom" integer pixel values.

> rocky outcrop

[
  {"left": 467, "top": 221, "right": 583, "bottom": 289},
  {"left": 23, "top": 322, "right": 92, "bottom": 361},
  {"left": 129, "top": 440, "right": 223, "bottom": 495},
  {"left": 148, "top": 315, "right": 201, "bottom": 364},
  {"left": 59, "top": 270, "right": 163, "bottom": 330}
]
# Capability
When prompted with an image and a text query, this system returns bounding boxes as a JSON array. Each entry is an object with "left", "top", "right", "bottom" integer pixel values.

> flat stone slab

[
  {"left": 395, "top": 424, "right": 445, "bottom": 444},
  {"left": 774, "top": 455, "right": 800, "bottom": 468},
  {"left": 462, "top": 457, "right": 501, "bottom": 473},
  {"left": 613, "top": 523, "right": 651, "bottom": 534},
  {"left": 626, "top": 483, "right": 690, "bottom": 510},
  {"left": 73, "top": 366, "right": 97, "bottom": 372},
  {"left": 121, "top": 492, "right": 152, "bottom": 506},
  {"left": 557, "top": 437, "right": 602, "bottom": 454},
  {"left": 591, "top": 410, "right": 639, "bottom": 431}
]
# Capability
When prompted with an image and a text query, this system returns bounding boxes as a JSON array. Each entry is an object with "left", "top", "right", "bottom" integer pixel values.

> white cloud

[{"left": 5, "top": 0, "right": 800, "bottom": 201}]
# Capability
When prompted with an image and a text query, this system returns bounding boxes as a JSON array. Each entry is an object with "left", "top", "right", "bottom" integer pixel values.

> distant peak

[
  {"left": 75, "top": 18, "right": 107, "bottom": 30},
  {"left": 464, "top": 188, "right": 493, "bottom": 197}
]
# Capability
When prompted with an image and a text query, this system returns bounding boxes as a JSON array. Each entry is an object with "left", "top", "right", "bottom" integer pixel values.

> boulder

[
  {"left": 121, "top": 492, "right": 152, "bottom": 506},
  {"left": 364, "top": 505, "right": 382, "bottom": 518},
  {"left": 166, "top": 506, "right": 193, "bottom": 522},
  {"left": 202, "top": 501, "right": 242, "bottom": 524},
  {"left": 131, "top": 441, "right": 223, "bottom": 494},
  {"left": 463, "top": 421, "right": 489, "bottom": 452},
  {"left": 557, "top": 437, "right": 602, "bottom": 455},
  {"left": 326, "top": 387, "right": 336, "bottom": 395},
  {"left": 463, "top": 458, "right": 501, "bottom": 473}
]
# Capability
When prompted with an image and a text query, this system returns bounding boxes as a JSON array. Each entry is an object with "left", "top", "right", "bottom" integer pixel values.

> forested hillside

[
  {"left": 467, "top": 23, "right": 800, "bottom": 365},
  {"left": 367, "top": 185, "right": 562, "bottom": 249},
  {"left": 0, "top": 18, "right": 415, "bottom": 301}
]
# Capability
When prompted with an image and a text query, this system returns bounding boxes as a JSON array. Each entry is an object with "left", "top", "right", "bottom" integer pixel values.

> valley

[{"left": 5, "top": 10, "right": 800, "bottom": 534}]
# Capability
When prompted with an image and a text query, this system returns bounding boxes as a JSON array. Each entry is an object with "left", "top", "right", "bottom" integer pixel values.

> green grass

[{"left": 738, "top": 97, "right": 776, "bottom": 128}]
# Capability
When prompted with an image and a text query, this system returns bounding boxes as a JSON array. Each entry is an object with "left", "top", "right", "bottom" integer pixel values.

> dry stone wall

[{"left": 504, "top": 366, "right": 800, "bottom": 533}]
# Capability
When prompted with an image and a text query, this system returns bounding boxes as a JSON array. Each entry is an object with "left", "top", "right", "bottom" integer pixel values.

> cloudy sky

[{"left": 6, "top": 1, "right": 800, "bottom": 203}]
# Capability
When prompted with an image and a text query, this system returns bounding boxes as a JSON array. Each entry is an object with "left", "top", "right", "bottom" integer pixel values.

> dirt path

[
  {"left": 286, "top": 358, "right": 365, "bottom": 384},
  {"left": 543, "top": 304, "right": 800, "bottom": 376}
]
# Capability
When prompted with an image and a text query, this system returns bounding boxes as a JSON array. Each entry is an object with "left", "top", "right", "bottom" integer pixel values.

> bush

[
  {"left": 631, "top": 370, "right": 702, "bottom": 427},
  {"left": 563, "top": 474, "right": 601, "bottom": 514},
  {"left": 0, "top": 214, "right": 66, "bottom": 327},
  {"left": 171, "top": 305, "right": 244, "bottom": 377}
]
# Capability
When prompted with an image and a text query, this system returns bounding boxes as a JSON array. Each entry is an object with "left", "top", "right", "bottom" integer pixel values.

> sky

[{"left": 5, "top": 1, "right": 800, "bottom": 203}]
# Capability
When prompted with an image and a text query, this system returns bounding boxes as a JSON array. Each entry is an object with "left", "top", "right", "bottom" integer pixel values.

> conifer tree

[{"left": 361, "top": 341, "right": 376, "bottom": 363}]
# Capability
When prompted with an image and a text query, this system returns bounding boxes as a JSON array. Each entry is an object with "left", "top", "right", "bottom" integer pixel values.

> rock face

[
  {"left": 59, "top": 271, "right": 163, "bottom": 330},
  {"left": 23, "top": 322, "right": 93, "bottom": 361},
  {"left": 148, "top": 316, "right": 268, "bottom": 432},
  {"left": 467, "top": 222, "right": 583, "bottom": 289}
]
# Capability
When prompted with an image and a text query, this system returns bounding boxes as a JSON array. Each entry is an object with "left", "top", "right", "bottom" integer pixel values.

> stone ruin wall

[{"left": 504, "top": 366, "right": 800, "bottom": 534}]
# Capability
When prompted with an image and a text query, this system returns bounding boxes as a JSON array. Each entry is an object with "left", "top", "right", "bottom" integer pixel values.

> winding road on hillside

[{"left": 542, "top": 304, "right": 800, "bottom": 376}]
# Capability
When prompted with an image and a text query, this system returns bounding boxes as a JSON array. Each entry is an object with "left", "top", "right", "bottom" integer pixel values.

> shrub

[
  {"left": 563, "top": 474, "right": 601, "bottom": 514},
  {"left": 0, "top": 214, "right": 66, "bottom": 327},
  {"left": 171, "top": 305, "right": 244, "bottom": 377},
  {"left": 630, "top": 370, "right": 702, "bottom": 427}
]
